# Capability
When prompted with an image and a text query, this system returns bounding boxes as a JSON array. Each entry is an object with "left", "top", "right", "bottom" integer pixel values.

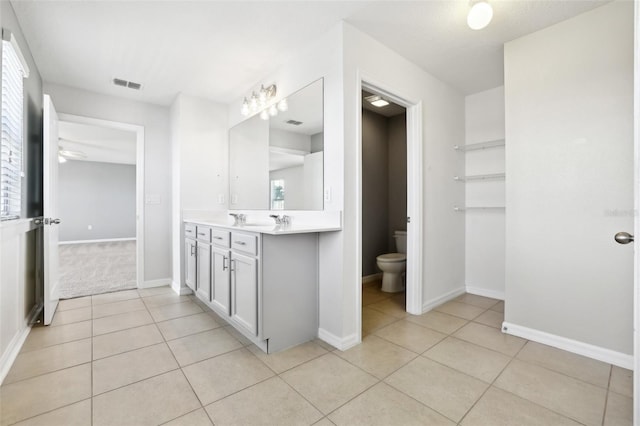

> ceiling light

[
  {"left": 240, "top": 98, "right": 250, "bottom": 116},
  {"left": 277, "top": 99, "right": 288, "bottom": 112},
  {"left": 467, "top": 1, "right": 493, "bottom": 30},
  {"left": 249, "top": 92, "right": 258, "bottom": 111},
  {"left": 364, "top": 95, "right": 389, "bottom": 108},
  {"left": 260, "top": 110, "right": 269, "bottom": 120},
  {"left": 241, "top": 84, "right": 277, "bottom": 116},
  {"left": 268, "top": 104, "right": 278, "bottom": 117}
]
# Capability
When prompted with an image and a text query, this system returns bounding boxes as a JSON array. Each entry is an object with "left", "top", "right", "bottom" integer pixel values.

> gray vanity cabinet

[
  {"left": 195, "top": 226, "right": 213, "bottom": 302},
  {"left": 184, "top": 224, "right": 197, "bottom": 291},
  {"left": 211, "top": 244, "right": 231, "bottom": 315},
  {"left": 230, "top": 251, "right": 258, "bottom": 335}
]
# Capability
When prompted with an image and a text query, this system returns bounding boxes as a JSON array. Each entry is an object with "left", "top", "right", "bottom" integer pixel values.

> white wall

[
  {"left": 44, "top": 83, "right": 172, "bottom": 283},
  {"left": 304, "top": 151, "right": 324, "bottom": 210},
  {"left": 464, "top": 86, "right": 505, "bottom": 299},
  {"left": 170, "top": 93, "right": 228, "bottom": 292},
  {"left": 504, "top": 1, "right": 634, "bottom": 361},
  {"left": 270, "top": 128, "right": 311, "bottom": 152}
]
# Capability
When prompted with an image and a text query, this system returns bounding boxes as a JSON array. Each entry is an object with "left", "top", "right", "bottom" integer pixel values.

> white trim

[
  {"left": 172, "top": 280, "right": 193, "bottom": 296},
  {"left": 2, "top": 31, "right": 30, "bottom": 78},
  {"left": 0, "top": 325, "right": 31, "bottom": 385},
  {"left": 139, "top": 278, "right": 172, "bottom": 289},
  {"left": 633, "top": 0, "right": 639, "bottom": 420},
  {"left": 57, "top": 113, "right": 145, "bottom": 289},
  {"left": 58, "top": 237, "right": 136, "bottom": 245},
  {"left": 318, "top": 328, "right": 359, "bottom": 351},
  {"left": 422, "top": 287, "right": 466, "bottom": 313},
  {"left": 362, "top": 273, "right": 382, "bottom": 284},
  {"left": 465, "top": 285, "right": 505, "bottom": 301},
  {"left": 503, "top": 322, "right": 633, "bottom": 370}
]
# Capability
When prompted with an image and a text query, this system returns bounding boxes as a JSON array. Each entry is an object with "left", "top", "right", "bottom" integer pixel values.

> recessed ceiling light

[
  {"left": 364, "top": 95, "right": 389, "bottom": 108},
  {"left": 467, "top": 1, "right": 493, "bottom": 30}
]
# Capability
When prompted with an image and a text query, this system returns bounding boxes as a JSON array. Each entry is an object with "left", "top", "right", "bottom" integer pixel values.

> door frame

[
  {"left": 355, "top": 73, "right": 424, "bottom": 342},
  {"left": 57, "top": 113, "right": 145, "bottom": 288},
  {"left": 633, "top": 0, "right": 639, "bottom": 421}
]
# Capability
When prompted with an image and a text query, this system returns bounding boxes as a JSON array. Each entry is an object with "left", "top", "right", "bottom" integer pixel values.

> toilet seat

[{"left": 377, "top": 253, "right": 406, "bottom": 262}]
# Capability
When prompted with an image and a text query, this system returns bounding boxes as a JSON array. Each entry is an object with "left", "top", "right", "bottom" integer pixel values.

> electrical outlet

[{"left": 218, "top": 194, "right": 225, "bottom": 204}]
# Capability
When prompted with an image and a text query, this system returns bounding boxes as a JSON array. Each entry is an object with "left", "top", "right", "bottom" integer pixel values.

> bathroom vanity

[{"left": 184, "top": 220, "right": 339, "bottom": 353}]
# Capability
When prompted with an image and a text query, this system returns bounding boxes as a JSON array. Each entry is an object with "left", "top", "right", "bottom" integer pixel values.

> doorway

[{"left": 56, "top": 113, "right": 144, "bottom": 298}]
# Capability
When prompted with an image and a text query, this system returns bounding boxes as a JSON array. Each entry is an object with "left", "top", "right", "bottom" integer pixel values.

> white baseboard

[
  {"left": 465, "top": 285, "right": 505, "bottom": 301},
  {"left": 318, "top": 328, "right": 359, "bottom": 351},
  {"left": 422, "top": 286, "right": 466, "bottom": 313},
  {"left": 59, "top": 237, "right": 136, "bottom": 245},
  {"left": 362, "top": 273, "right": 382, "bottom": 284},
  {"left": 502, "top": 322, "right": 633, "bottom": 370},
  {"left": 171, "top": 280, "right": 193, "bottom": 296},
  {"left": 0, "top": 325, "right": 31, "bottom": 385},
  {"left": 139, "top": 278, "right": 172, "bottom": 289}
]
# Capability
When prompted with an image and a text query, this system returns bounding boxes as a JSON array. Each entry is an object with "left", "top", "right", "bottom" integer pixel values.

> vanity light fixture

[
  {"left": 467, "top": 0, "right": 493, "bottom": 30},
  {"left": 277, "top": 98, "right": 288, "bottom": 112},
  {"left": 260, "top": 109, "right": 270, "bottom": 120},
  {"left": 268, "top": 104, "right": 278, "bottom": 117},
  {"left": 240, "top": 84, "right": 278, "bottom": 116},
  {"left": 364, "top": 94, "right": 389, "bottom": 108}
]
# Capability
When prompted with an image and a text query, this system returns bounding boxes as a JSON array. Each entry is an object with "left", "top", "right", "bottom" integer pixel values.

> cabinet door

[
  {"left": 196, "top": 243, "right": 212, "bottom": 302},
  {"left": 211, "top": 246, "right": 231, "bottom": 316},
  {"left": 185, "top": 238, "right": 197, "bottom": 291},
  {"left": 231, "top": 252, "right": 258, "bottom": 336}
]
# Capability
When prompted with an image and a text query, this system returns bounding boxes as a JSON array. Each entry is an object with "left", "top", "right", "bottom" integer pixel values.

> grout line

[{"left": 3, "top": 397, "right": 93, "bottom": 426}]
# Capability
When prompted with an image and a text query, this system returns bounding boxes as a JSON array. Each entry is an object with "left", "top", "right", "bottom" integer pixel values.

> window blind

[{"left": 1, "top": 38, "right": 25, "bottom": 220}]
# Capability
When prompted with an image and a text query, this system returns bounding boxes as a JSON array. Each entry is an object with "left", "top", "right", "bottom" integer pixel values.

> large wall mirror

[{"left": 229, "top": 78, "right": 324, "bottom": 210}]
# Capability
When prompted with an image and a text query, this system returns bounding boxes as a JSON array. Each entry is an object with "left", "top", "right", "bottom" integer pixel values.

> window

[
  {"left": 270, "top": 179, "right": 285, "bottom": 210},
  {"left": 0, "top": 32, "right": 28, "bottom": 221}
]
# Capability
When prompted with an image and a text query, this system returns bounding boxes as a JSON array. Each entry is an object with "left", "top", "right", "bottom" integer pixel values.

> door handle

[
  {"left": 190, "top": 245, "right": 196, "bottom": 256},
  {"left": 614, "top": 232, "right": 634, "bottom": 244},
  {"left": 230, "top": 259, "right": 236, "bottom": 272},
  {"left": 222, "top": 256, "right": 228, "bottom": 271},
  {"left": 51, "top": 218, "right": 61, "bottom": 225}
]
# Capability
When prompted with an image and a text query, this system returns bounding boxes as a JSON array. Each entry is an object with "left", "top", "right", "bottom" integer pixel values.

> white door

[
  {"left": 231, "top": 252, "right": 258, "bottom": 336},
  {"left": 212, "top": 246, "right": 231, "bottom": 315},
  {"left": 196, "top": 243, "right": 211, "bottom": 302},
  {"left": 42, "top": 94, "right": 60, "bottom": 325}
]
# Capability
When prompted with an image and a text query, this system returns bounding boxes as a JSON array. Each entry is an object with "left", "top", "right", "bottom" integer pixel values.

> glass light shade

[
  {"left": 268, "top": 104, "right": 278, "bottom": 116},
  {"left": 250, "top": 93, "right": 258, "bottom": 111},
  {"left": 240, "top": 98, "right": 250, "bottom": 116},
  {"left": 260, "top": 109, "right": 269, "bottom": 120},
  {"left": 259, "top": 85, "right": 267, "bottom": 102},
  {"left": 277, "top": 99, "right": 288, "bottom": 112},
  {"left": 467, "top": 1, "right": 493, "bottom": 30}
]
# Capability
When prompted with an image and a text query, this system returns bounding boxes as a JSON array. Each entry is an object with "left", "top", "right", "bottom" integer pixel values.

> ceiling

[
  {"left": 362, "top": 90, "right": 406, "bottom": 118},
  {"left": 11, "top": 1, "right": 610, "bottom": 106},
  {"left": 58, "top": 121, "right": 136, "bottom": 165}
]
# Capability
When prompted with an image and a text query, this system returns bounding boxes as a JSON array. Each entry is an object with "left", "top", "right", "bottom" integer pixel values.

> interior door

[{"left": 42, "top": 94, "right": 60, "bottom": 325}]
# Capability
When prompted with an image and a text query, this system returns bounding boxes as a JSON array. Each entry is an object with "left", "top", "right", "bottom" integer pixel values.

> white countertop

[{"left": 185, "top": 219, "right": 341, "bottom": 235}]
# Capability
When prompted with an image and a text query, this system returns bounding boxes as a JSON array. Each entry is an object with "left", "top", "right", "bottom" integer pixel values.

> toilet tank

[{"left": 394, "top": 231, "right": 407, "bottom": 253}]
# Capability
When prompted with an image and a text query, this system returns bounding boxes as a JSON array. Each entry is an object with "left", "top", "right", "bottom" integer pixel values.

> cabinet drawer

[
  {"left": 231, "top": 232, "right": 258, "bottom": 255},
  {"left": 184, "top": 223, "right": 196, "bottom": 238},
  {"left": 196, "top": 226, "right": 212, "bottom": 243},
  {"left": 211, "top": 229, "right": 230, "bottom": 247}
]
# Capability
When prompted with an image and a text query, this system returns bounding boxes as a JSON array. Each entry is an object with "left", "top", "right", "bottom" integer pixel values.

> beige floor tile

[
  {"left": 281, "top": 353, "right": 378, "bottom": 414},
  {"left": 362, "top": 307, "right": 398, "bottom": 335},
  {"left": 460, "top": 386, "right": 581, "bottom": 426},
  {"left": 517, "top": 341, "right": 611, "bottom": 388},
  {"left": 313, "top": 418, "right": 336, "bottom": 426},
  {"left": 92, "top": 309, "right": 154, "bottom": 336},
  {"left": 93, "top": 324, "right": 164, "bottom": 360},
  {"left": 21, "top": 321, "right": 92, "bottom": 352},
  {"left": 51, "top": 307, "right": 93, "bottom": 326},
  {"left": 182, "top": 348, "right": 274, "bottom": 405},
  {"left": 405, "top": 311, "right": 468, "bottom": 335},
  {"left": 92, "top": 289, "right": 140, "bottom": 306},
  {"left": 385, "top": 356, "right": 488, "bottom": 422},
  {"left": 604, "top": 391, "right": 633, "bottom": 426},
  {"left": 248, "top": 340, "right": 328, "bottom": 373},
  {"left": 5, "top": 338, "right": 91, "bottom": 384},
  {"left": 92, "top": 298, "right": 146, "bottom": 319},
  {"left": 367, "top": 298, "right": 408, "bottom": 319},
  {"left": 335, "top": 335, "right": 417, "bottom": 379},
  {"left": 424, "top": 337, "right": 511, "bottom": 383},
  {"left": 57, "top": 296, "right": 92, "bottom": 311},
  {"left": 142, "top": 293, "right": 192, "bottom": 308},
  {"left": 93, "top": 370, "right": 200, "bottom": 426},
  {"left": 168, "top": 328, "right": 243, "bottom": 366},
  {"left": 473, "top": 310, "right": 504, "bottom": 329},
  {"left": 494, "top": 359, "right": 607, "bottom": 426},
  {"left": 374, "top": 319, "right": 446, "bottom": 353},
  {"left": 490, "top": 300, "right": 505, "bottom": 313},
  {"left": 223, "top": 325, "right": 253, "bottom": 346},
  {"left": 149, "top": 301, "right": 203, "bottom": 322},
  {"left": 314, "top": 338, "right": 338, "bottom": 352},
  {"left": 162, "top": 408, "right": 213, "bottom": 426},
  {"left": 454, "top": 322, "right": 526, "bottom": 356},
  {"left": 205, "top": 377, "right": 323, "bottom": 426},
  {"left": 362, "top": 288, "right": 390, "bottom": 306},
  {"left": 157, "top": 312, "right": 222, "bottom": 341},
  {"left": 434, "top": 301, "right": 485, "bottom": 320},
  {"left": 329, "top": 382, "right": 454, "bottom": 426},
  {"left": 610, "top": 366, "right": 633, "bottom": 398},
  {"left": 455, "top": 294, "right": 500, "bottom": 309},
  {"left": 13, "top": 399, "right": 92, "bottom": 426},
  {"left": 138, "top": 285, "right": 175, "bottom": 298},
  {"left": 0, "top": 364, "right": 91, "bottom": 425},
  {"left": 92, "top": 343, "right": 179, "bottom": 395}
]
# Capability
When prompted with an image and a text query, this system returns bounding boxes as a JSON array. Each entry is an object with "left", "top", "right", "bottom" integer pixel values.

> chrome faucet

[
  {"left": 269, "top": 214, "right": 291, "bottom": 225},
  {"left": 229, "top": 213, "right": 246, "bottom": 225}
]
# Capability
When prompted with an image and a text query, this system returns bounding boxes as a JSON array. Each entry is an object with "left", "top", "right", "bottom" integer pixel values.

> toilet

[{"left": 376, "top": 231, "right": 407, "bottom": 293}]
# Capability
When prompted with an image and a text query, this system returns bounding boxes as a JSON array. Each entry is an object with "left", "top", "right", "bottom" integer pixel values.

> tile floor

[{"left": 0, "top": 283, "right": 633, "bottom": 425}]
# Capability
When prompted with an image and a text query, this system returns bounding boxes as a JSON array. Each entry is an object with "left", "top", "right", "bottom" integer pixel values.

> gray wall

[
  {"left": 58, "top": 160, "right": 136, "bottom": 242},
  {"left": 387, "top": 113, "right": 407, "bottom": 248}
]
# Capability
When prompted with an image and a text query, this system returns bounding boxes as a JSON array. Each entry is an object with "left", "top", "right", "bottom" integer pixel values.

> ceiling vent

[
  {"left": 112, "top": 78, "right": 143, "bottom": 90},
  {"left": 286, "top": 119, "right": 303, "bottom": 126}
]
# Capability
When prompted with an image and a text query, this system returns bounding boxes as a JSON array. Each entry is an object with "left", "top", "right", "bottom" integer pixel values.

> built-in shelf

[
  {"left": 453, "top": 205, "right": 506, "bottom": 212},
  {"left": 453, "top": 172, "right": 505, "bottom": 182},
  {"left": 453, "top": 139, "right": 505, "bottom": 152}
]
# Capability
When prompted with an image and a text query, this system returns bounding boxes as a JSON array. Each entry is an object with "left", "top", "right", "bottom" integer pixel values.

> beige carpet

[{"left": 58, "top": 240, "right": 137, "bottom": 299}]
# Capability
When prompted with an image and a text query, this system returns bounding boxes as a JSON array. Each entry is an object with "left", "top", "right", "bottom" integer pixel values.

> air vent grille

[
  {"left": 112, "top": 78, "right": 143, "bottom": 90},
  {"left": 286, "top": 119, "right": 303, "bottom": 126}
]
